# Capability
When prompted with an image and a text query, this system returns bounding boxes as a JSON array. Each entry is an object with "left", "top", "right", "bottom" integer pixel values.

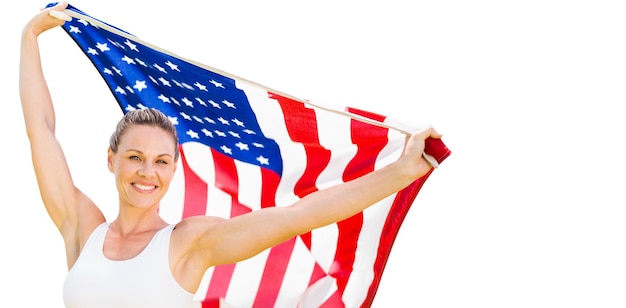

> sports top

[{"left": 63, "top": 223, "right": 195, "bottom": 307}]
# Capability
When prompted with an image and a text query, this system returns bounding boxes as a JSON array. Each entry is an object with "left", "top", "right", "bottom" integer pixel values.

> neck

[{"left": 111, "top": 207, "right": 167, "bottom": 236}]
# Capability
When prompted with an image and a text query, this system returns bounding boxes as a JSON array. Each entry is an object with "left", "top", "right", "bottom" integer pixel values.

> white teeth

[{"left": 134, "top": 183, "right": 156, "bottom": 191}]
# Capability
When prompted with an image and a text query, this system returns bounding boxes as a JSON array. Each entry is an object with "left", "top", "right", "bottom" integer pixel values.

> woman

[{"left": 20, "top": 2, "right": 441, "bottom": 307}]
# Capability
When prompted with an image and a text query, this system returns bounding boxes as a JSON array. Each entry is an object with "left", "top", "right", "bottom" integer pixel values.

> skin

[{"left": 20, "top": 2, "right": 442, "bottom": 294}]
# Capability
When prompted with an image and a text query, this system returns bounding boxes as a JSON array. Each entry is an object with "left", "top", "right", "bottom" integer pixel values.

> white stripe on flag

[
  {"left": 315, "top": 102, "right": 355, "bottom": 189},
  {"left": 233, "top": 159, "right": 263, "bottom": 211},
  {"left": 346, "top": 194, "right": 395, "bottom": 306}
]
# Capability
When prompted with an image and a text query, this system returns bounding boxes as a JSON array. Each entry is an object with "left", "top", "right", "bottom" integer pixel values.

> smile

[{"left": 133, "top": 183, "right": 157, "bottom": 191}]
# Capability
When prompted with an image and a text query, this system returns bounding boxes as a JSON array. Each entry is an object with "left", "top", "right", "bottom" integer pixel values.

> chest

[{"left": 103, "top": 230, "right": 158, "bottom": 260}]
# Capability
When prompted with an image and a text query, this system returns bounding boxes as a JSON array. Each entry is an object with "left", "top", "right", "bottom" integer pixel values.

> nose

[{"left": 138, "top": 162, "right": 156, "bottom": 177}]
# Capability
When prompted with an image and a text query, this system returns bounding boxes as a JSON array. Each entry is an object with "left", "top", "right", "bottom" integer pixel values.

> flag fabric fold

[{"left": 48, "top": 3, "right": 451, "bottom": 307}]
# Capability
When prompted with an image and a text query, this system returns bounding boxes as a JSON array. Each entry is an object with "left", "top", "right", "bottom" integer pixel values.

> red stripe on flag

[
  {"left": 270, "top": 93, "right": 329, "bottom": 198},
  {"left": 331, "top": 216, "right": 362, "bottom": 295},
  {"left": 211, "top": 149, "right": 251, "bottom": 217},
  {"left": 180, "top": 145, "right": 208, "bottom": 218},
  {"left": 259, "top": 164, "right": 280, "bottom": 209},
  {"left": 205, "top": 263, "right": 236, "bottom": 303},
  {"left": 344, "top": 107, "right": 389, "bottom": 181},
  {"left": 253, "top": 237, "right": 296, "bottom": 307}
]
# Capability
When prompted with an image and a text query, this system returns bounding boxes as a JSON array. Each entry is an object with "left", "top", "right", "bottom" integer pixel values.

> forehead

[{"left": 119, "top": 125, "right": 176, "bottom": 153}]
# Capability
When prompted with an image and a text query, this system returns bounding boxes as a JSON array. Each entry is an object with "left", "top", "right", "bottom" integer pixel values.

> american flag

[{"left": 50, "top": 3, "right": 451, "bottom": 307}]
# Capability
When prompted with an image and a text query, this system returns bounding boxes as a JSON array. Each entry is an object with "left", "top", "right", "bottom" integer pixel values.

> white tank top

[{"left": 63, "top": 223, "right": 194, "bottom": 307}]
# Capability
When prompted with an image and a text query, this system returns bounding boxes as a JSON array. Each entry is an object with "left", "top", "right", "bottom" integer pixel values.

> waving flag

[{"left": 49, "top": 3, "right": 451, "bottom": 307}]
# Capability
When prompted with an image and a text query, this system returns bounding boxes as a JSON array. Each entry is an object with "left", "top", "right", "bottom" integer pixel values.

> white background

[{"left": 3, "top": 0, "right": 625, "bottom": 307}]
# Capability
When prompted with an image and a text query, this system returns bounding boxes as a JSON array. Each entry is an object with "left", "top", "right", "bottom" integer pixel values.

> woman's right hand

[{"left": 23, "top": 1, "right": 68, "bottom": 37}]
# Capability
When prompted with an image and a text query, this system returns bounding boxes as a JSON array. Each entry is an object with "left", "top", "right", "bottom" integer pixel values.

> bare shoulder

[{"left": 171, "top": 215, "right": 226, "bottom": 248}]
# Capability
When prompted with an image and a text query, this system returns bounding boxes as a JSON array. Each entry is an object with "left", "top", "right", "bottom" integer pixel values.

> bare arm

[
  {"left": 19, "top": 2, "right": 104, "bottom": 267},
  {"left": 179, "top": 128, "right": 440, "bottom": 271}
]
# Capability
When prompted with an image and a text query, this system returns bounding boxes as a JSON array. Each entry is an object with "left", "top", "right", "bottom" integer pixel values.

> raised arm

[
  {"left": 180, "top": 127, "right": 440, "bottom": 270},
  {"left": 19, "top": 2, "right": 104, "bottom": 266}
]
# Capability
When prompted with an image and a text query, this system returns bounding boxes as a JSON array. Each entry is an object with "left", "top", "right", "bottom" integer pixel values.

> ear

[{"left": 107, "top": 147, "right": 114, "bottom": 172}]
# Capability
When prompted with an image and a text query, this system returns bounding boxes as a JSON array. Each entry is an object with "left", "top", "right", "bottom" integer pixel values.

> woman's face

[{"left": 108, "top": 124, "right": 178, "bottom": 210}]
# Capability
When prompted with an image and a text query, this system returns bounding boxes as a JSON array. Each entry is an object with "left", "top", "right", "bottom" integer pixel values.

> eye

[
  {"left": 156, "top": 159, "right": 169, "bottom": 165},
  {"left": 129, "top": 155, "right": 141, "bottom": 161}
]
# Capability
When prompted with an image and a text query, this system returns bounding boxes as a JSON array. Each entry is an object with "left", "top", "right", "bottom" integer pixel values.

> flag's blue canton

[{"left": 59, "top": 4, "right": 283, "bottom": 175}]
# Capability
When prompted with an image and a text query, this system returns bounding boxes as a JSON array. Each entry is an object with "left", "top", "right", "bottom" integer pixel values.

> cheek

[
  {"left": 113, "top": 161, "right": 135, "bottom": 176},
  {"left": 158, "top": 166, "right": 176, "bottom": 181}
]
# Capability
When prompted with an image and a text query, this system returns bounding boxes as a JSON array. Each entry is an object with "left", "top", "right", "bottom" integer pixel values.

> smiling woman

[{"left": 18, "top": 2, "right": 443, "bottom": 307}]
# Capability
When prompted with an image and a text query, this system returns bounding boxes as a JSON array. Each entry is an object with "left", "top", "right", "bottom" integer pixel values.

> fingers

[
  {"left": 413, "top": 126, "right": 442, "bottom": 140},
  {"left": 48, "top": 1, "right": 70, "bottom": 20},
  {"left": 49, "top": 1, "right": 68, "bottom": 9},
  {"left": 403, "top": 126, "right": 441, "bottom": 149},
  {"left": 49, "top": 10, "right": 71, "bottom": 22}
]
